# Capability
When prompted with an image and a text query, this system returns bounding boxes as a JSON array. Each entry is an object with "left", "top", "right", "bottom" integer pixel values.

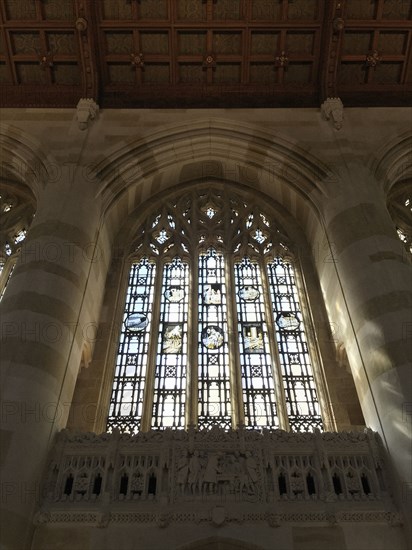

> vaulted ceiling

[{"left": 0, "top": 0, "right": 411, "bottom": 109}]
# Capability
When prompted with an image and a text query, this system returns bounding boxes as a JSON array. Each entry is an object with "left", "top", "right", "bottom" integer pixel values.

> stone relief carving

[
  {"left": 76, "top": 98, "right": 99, "bottom": 131},
  {"left": 321, "top": 97, "right": 344, "bottom": 130},
  {"left": 175, "top": 449, "right": 261, "bottom": 501},
  {"left": 36, "top": 427, "right": 399, "bottom": 528}
]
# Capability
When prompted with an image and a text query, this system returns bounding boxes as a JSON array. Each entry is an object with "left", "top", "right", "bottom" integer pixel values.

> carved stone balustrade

[{"left": 35, "top": 427, "right": 402, "bottom": 529}]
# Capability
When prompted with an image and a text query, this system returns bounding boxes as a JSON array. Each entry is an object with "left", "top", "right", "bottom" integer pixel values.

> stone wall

[{"left": 0, "top": 106, "right": 410, "bottom": 549}]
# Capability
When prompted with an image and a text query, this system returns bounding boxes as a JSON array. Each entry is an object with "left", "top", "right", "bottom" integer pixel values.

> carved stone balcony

[{"left": 35, "top": 427, "right": 402, "bottom": 529}]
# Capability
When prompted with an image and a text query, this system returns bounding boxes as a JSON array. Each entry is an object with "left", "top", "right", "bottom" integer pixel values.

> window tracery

[
  {"left": 0, "top": 187, "right": 35, "bottom": 300},
  {"left": 107, "top": 187, "right": 324, "bottom": 433},
  {"left": 387, "top": 182, "right": 412, "bottom": 255}
]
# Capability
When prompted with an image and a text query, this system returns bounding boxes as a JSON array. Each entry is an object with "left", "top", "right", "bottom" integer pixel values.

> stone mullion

[
  {"left": 187, "top": 247, "right": 199, "bottom": 428},
  {"left": 261, "top": 258, "right": 290, "bottom": 431},
  {"left": 189, "top": 196, "right": 201, "bottom": 428},
  {"left": 139, "top": 258, "right": 164, "bottom": 432},
  {"left": 225, "top": 253, "right": 244, "bottom": 429}
]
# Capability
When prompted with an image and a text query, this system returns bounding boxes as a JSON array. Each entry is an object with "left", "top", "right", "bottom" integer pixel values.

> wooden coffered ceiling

[{"left": 0, "top": 0, "right": 411, "bottom": 109}]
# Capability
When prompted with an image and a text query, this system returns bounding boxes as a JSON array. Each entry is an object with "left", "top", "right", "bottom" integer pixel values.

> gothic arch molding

[
  {"left": 0, "top": 123, "right": 56, "bottom": 199},
  {"left": 371, "top": 130, "right": 412, "bottom": 196},
  {"left": 92, "top": 118, "right": 333, "bottom": 241},
  {"left": 114, "top": 179, "right": 312, "bottom": 262}
]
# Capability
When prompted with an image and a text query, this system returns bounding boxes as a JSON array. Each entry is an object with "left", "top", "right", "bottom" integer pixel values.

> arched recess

[
  {"left": 371, "top": 130, "right": 412, "bottom": 197},
  {"left": 387, "top": 180, "right": 412, "bottom": 256},
  {"left": 91, "top": 118, "right": 335, "bottom": 241},
  {"left": 67, "top": 171, "right": 363, "bottom": 434},
  {"left": 66, "top": 120, "right": 364, "bottom": 434},
  {"left": 0, "top": 180, "right": 36, "bottom": 299},
  {"left": 0, "top": 122, "right": 53, "bottom": 200},
  {"left": 370, "top": 131, "right": 412, "bottom": 259},
  {"left": 0, "top": 125, "right": 48, "bottom": 300},
  {"left": 371, "top": 131, "right": 412, "bottom": 257}
]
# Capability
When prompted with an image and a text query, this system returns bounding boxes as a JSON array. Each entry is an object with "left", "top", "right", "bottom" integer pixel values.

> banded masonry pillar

[
  {"left": 0, "top": 174, "right": 102, "bottom": 549},
  {"left": 321, "top": 164, "right": 412, "bottom": 530}
]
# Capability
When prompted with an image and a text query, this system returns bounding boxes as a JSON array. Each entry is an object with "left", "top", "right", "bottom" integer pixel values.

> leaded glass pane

[
  {"left": 267, "top": 258, "right": 323, "bottom": 432},
  {"left": 152, "top": 258, "right": 189, "bottom": 428},
  {"left": 0, "top": 188, "right": 34, "bottom": 300},
  {"left": 107, "top": 187, "right": 325, "bottom": 434},
  {"left": 235, "top": 257, "right": 279, "bottom": 428},
  {"left": 198, "top": 248, "right": 231, "bottom": 429},
  {"left": 0, "top": 263, "right": 14, "bottom": 301},
  {"left": 107, "top": 259, "right": 155, "bottom": 433}
]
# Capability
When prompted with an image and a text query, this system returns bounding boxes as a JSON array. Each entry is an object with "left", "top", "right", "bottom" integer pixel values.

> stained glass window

[
  {"left": 107, "top": 187, "right": 325, "bottom": 433},
  {"left": 107, "top": 259, "right": 156, "bottom": 433},
  {"left": 0, "top": 188, "right": 35, "bottom": 301},
  {"left": 387, "top": 184, "right": 412, "bottom": 255},
  {"left": 267, "top": 258, "right": 323, "bottom": 431},
  {"left": 198, "top": 248, "right": 231, "bottom": 429},
  {"left": 152, "top": 258, "right": 189, "bottom": 429},
  {"left": 235, "top": 258, "right": 278, "bottom": 429}
]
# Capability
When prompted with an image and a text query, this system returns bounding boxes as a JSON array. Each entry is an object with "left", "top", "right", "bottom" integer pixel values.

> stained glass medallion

[
  {"left": 239, "top": 285, "right": 260, "bottom": 302},
  {"left": 108, "top": 189, "right": 324, "bottom": 433},
  {"left": 243, "top": 324, "right": 264, "bottom": 353},
  {"left": 203, "top": 283, "right": 222, "bottom": 305},
  {"left": 163, "top": 324, "right": 183, "bottom": 353},
  {"left": 276, "top": 312, "right": 300, "bottom": 331},
  {"left": 202, "top": 325, "right": 224, "bottom": 349},
  {"left": 125, "top": 312, "right": 149, "bottom": 332},
  {"left": 165, "top": 286, "right": 185, "bottom": 302}
]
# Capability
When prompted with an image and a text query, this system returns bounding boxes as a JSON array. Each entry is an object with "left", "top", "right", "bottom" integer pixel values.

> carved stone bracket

[
  {"left": 76, "top": 98, "right": 99, "bottom": 131},
  {"left": 321, "top": 97, "right": 344, "bottom": 130}
]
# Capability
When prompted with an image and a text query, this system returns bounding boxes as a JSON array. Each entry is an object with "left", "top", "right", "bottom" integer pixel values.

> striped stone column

[
  {"left": 0, "top": 175, "right": 104, "bottom": 549},
  {"left": 320, "top": 166, "right": 412, "bottom": 528}
]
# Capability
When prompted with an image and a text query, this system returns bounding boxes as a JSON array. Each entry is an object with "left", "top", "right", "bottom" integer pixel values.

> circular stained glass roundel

[
  {"left": 276, "top": 313, "right": 300, "bottom": 331},
  {"left": 202, "top": 326, "right": 224, "bottom": 349},
  {"left": 165, "top": 286, "right": 185, "bottom": 302},
  {"left": 125, "top": 313, "right": 148, "bottom": 332},
  {"left": 239, "top": 285, "right": 260, "bottom": 302}
]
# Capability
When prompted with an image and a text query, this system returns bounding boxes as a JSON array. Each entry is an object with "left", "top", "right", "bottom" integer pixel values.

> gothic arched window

[
  {"left": 107, "top": 187, "right": 324, "bottom": 433},
  {"left": 387, "top": 181, "right": 412, "bottom": 256},
  {"left": 0, "top": 186, "right": 35, "bottom": 300}
]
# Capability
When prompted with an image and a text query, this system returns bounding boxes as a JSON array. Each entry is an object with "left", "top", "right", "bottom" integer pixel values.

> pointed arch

[
  {"left": 91, "top": 118, "right": 333, "bottom": 243},
  {"left": 0, "top": 123, "right": 55, "bottom": 199},
  {"left": 105, "top": 183, "right": 329, "bottom": 434}
]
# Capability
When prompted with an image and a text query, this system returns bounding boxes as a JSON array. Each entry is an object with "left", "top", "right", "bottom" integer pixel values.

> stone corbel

[
  {"left": 321, "top": 97, "right": 344, "bottom": 130},
  {"left": 76, "top": 98, "right": 99, "bottom": 131}
]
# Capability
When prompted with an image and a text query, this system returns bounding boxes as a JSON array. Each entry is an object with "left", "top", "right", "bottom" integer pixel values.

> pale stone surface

[{"left": 0, "top": 106, "right": 411, "bottom": 549}]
